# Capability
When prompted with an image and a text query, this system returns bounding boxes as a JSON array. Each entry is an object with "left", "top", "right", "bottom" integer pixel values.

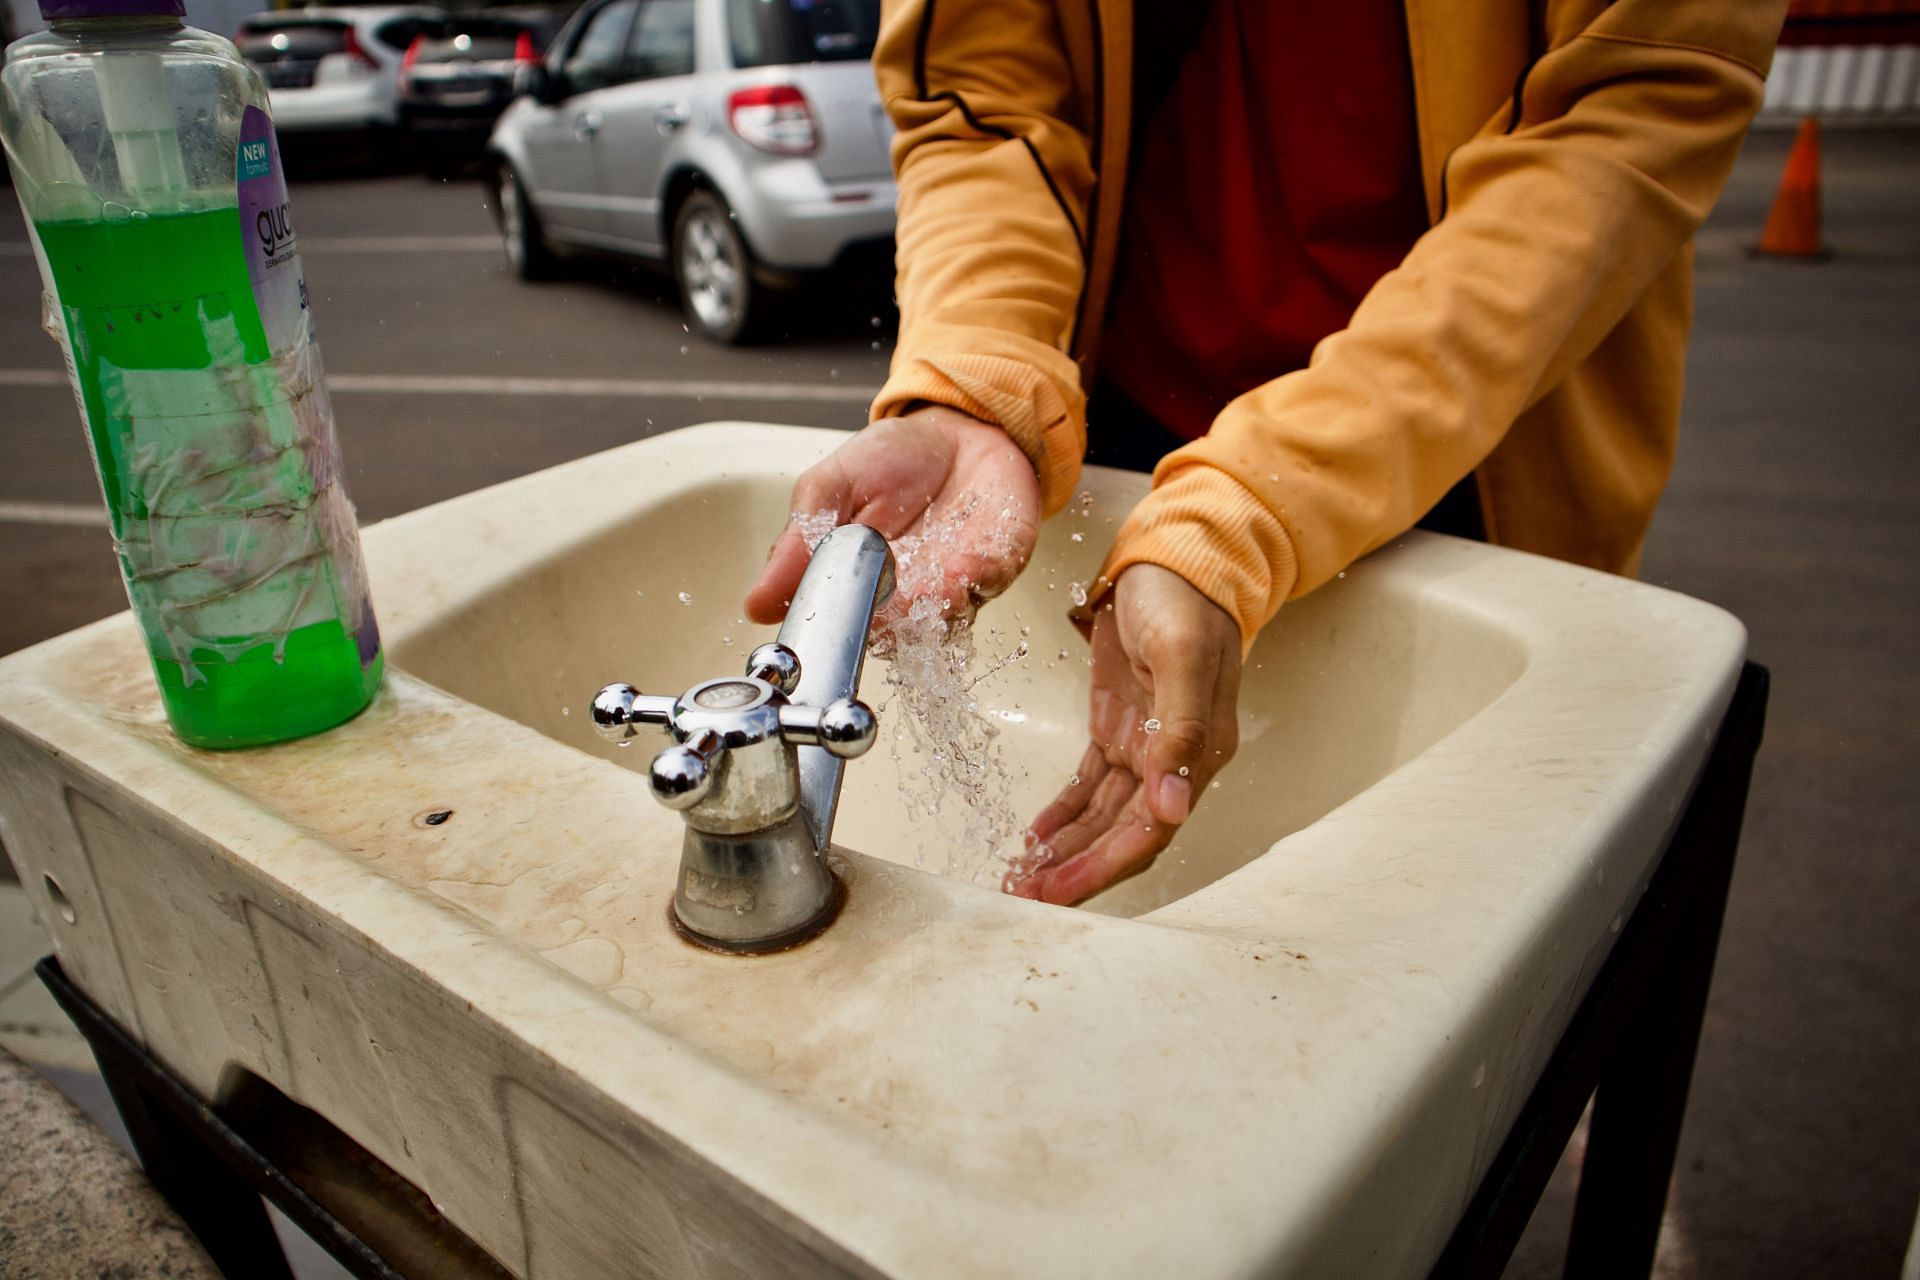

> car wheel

[
  {"left": 673, "top": 188, "right": 763, "bottom": 344},
  {"left": 497, "top": 165, "right": 557, "bottom": 281}
]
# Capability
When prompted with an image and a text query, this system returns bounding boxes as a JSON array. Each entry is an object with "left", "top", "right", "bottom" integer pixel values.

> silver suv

[{"left": 486, "top": 0, "right": 893, "bottom": 342}]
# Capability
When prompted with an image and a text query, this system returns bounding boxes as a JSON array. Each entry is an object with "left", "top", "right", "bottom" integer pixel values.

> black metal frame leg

[
  {"left": 1563, "top": 666, "right": 1761, "bottom": 1277},
  {"left": 67, "top": 995, "right": 295, "bottom": 1279},
  {"left": 1433, "top": 662, "right": 1769, "bottom": 1279}
]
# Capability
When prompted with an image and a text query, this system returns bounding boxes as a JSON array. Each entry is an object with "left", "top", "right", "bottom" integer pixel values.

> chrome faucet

[{"left": 591, "top": 525, "right": 896, "bottom": 952}]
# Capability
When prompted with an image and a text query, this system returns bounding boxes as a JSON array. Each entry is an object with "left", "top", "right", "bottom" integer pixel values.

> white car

[
  {"left": 487, "top": 0, "right": 895, "bottom": 343},
  {"left": 238, "top": 6, "right": 443, "bottom": 139}
]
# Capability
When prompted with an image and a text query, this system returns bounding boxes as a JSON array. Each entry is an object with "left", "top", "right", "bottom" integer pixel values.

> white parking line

[
  {"left": 323, "top": 373, "right": 879, "bottom": 402},
  {"left": 298, "top": 235, "right": 502, "bottom": 252},
  {"left": 0, "top": 236, "right": 499, "bottom": 256},
  {"left": 0, "top": 499, "right": 107, "bottom": 528},
  {"left": 0, "top": 369, "right": 879, "bottom": 402}
]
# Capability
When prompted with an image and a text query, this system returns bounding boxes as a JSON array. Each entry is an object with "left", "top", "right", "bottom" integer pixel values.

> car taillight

[
  {"left": 342, "top": 27, "right": 379, "bottom": 71},
  {"left": 514, "top": 31, "right": 537, "bottom": 62},
  {"left": 402, "top": 35, "right": 423, "bottom": 68},
  {"left": 727, "top": 85, "right": 817, "bottom": 156}
]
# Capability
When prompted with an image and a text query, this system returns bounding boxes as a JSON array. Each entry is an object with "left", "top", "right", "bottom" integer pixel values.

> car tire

[
  {"left": 672, "top": 188, "right": 764, "bottom": 345},
  {"left": 497, "top": 165, "right": 557, "bottom": 281}
]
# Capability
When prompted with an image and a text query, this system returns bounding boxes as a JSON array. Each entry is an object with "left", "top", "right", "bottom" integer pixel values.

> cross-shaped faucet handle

[{"left": 591, "top": 642, "right": 877, "bottom": 818}]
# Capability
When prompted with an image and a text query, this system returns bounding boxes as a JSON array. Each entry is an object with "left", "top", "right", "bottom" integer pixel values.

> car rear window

[
  {"left": 727, "top": 0, "right": 879, "bottom": 67},
  {"left": 237, "top": 20, "right": 350, "bottom": 62},
  {"left": 410, "top": 22, "right": 528, "bottom": 63}
]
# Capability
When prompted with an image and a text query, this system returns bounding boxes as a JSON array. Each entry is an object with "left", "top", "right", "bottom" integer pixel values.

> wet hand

[
  {"left": 1008, "top": 565, "right": 1243, "bottom": 906},
  {"left": 744, "top": 406, "right": 1041, "bottom": 625}
]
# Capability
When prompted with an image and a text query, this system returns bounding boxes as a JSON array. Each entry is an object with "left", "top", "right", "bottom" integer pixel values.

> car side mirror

[{"left": 515, "top": 62, "right": 567, "bottom": 105}]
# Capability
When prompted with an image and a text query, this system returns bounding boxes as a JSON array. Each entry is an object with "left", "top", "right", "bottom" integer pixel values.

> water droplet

[
  {"left": 1143, "top": 718, "right": 1162, "bottom": 734},
  {"left": 677, "top": 591, "right": 693, "bottom": 605},
  {"left": 1069, "top": 582, "right": 1088, "bottom": 607},
  {"left": 561, "top": 706, "right": 571, "bottom": 716},
  {"left": 1069, "top": 773, "right": 1081, "bottom": 785},
  {"left": 1177, "top": 765, "right": 1188, "bottom": 777},
  {"left": 1070, "top": 531, "right": 1084, "bottom": 543},
  {"left": 1210, "top": 779, "right": 1221, "bottom": 789},
  {"left": 722, "top": 636, "right": 733, "bottom": 646},
  {"left": 1056, "top": 648, "right": 1069, "bottom": 660}
]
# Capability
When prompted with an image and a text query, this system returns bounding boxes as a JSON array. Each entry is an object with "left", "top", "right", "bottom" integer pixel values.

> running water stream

[{"left": 793, "top": 504, "right": 1032, "bottom": 883}]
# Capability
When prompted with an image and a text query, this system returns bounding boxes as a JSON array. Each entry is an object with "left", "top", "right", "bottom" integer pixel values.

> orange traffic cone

[{"left": 1753, "top": 116, "right": 1828, "bottom": 259}]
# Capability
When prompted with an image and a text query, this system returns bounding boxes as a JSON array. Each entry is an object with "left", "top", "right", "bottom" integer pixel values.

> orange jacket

[{"left": 869, "top": 0, "right": 1785, "bottom": 647}]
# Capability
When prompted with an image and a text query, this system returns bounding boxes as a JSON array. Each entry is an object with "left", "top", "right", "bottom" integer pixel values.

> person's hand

[
  {"left": 1008, "top": 564, "right": 1243, "bottom": 905},
  {"left": 745, "top": 406, "right": 1041, "bottom": 624}
]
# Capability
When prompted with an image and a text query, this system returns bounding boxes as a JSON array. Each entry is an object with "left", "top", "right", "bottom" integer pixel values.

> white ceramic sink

[{"left": 0, "top": 424, "right": 1745, "bottom": 1278}]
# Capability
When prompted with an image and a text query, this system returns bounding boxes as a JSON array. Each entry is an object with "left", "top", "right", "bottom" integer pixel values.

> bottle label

[{"left": 236, "top": 106, "right": 309, "bottom": 357}]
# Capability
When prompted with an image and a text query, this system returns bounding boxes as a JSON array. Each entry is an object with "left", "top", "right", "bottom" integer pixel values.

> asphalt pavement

[
  {"left": 0, "top": 170, "right": 893, "bottom": 655},
  {"left": 0, "top": 132, "right": 1915, "bottom": 1279}
]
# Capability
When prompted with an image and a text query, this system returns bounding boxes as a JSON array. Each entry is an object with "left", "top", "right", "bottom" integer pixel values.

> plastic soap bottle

[{"left": 2, "top": 0, "right": 383, "bottom": 748}]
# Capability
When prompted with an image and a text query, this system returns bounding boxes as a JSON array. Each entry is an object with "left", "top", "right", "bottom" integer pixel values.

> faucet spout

[{"left": 776, "top": 524, "right": 895, "bottom": 853}]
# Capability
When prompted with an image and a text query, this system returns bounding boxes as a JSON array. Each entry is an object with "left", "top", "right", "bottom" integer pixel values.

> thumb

[
  {"left": 745, "top": 528, "right": 812, "bottom": 624},
  {"left": 1140, "top": 638, "right": 1222, "bottom": 827},
  {"left": 745, "top": 457, "right": 854, "bottom": 624}
]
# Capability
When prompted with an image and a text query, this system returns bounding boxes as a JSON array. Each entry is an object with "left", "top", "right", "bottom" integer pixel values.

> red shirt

[{"left": 1100, "top": 0, "right": 1432, "bottom": 442}]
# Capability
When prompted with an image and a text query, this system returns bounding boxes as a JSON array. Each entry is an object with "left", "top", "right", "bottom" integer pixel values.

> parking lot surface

[
  {"left": 0, "top": 170, "right": 891, "bottom": 655},
  {"left": 2, "top": 130, "right": 1916, "bottom": 1279}
]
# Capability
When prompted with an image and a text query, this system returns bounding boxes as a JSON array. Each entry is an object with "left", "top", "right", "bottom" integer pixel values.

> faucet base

[
  {"left": 668, "top": 812, "right": 844, "bottom": 953},
  {"left": 669, "top": 870, "right": 846, "bottom": 956}
]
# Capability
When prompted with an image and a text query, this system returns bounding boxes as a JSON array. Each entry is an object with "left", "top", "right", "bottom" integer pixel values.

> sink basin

[{"left": 0, "top": 424, "right": 1745, "bottom": 1278}]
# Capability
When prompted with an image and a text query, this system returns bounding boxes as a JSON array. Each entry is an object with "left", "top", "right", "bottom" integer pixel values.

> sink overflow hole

[
  {"left": 43, "top": 875, "right": 76, "bottom": 925},
  {"left": 414, "top": 808, "right": 455, "bottom": 828}
]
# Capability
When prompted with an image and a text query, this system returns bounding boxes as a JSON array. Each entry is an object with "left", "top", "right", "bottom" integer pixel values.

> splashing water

[{"left": 789, "top": 503, "right": 1029, "bottom": 881}]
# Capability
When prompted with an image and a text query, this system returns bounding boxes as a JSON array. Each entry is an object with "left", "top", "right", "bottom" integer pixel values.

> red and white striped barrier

[{"left": 1762, "top": 0, "right": 1920, "bottom": 120}]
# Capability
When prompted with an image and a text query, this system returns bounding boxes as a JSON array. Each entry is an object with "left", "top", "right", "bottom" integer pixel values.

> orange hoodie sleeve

[
  {"left": 1090, "top": 2, "right": 1782, "bottom": 649},
  {"left": 867, "top": 0, "right": 1097, "bottom": 515}
]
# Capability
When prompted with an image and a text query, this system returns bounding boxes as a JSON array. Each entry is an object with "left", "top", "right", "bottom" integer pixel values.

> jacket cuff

[
  {"left": 1076, "top": 464, "right": 1300, "bottom": 656},
  {"left": 872, "top": 354, "right": 1084, "bottom": 516}
]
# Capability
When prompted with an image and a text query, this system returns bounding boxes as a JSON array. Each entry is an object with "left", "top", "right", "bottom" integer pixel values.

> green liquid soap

[{"left": 35, "top": 208, "right": 382, "bottom": 749}]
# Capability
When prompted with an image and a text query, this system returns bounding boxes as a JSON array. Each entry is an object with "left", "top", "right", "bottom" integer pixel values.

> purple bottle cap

[{"left": 38, "top": 0, "right": 185, "bottom": 19}]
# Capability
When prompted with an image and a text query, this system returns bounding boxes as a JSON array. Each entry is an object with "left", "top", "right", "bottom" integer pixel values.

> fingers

[
  {"left": 1027, "top": 743, "right": 1109, "bottom": 848},
  {"left": 744, "top": 528, "right": 812, "bottom": 624},
  {"left": 1016, "top": 791, "right": 1168, "bottom": 906},
  {"left": 744, "top": 453, "right": 855, "bottom": 624},
  {"left": 1033, "top": 762, "right": 1135, "bottom": 864}
]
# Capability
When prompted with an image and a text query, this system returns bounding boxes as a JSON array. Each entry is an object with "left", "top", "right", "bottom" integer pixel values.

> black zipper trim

[
  {"left": 1070, "top": 0, "right": 1104, "bottom": 356},
  {"left": 912, "top": 0, "right": 937, "bottom": 98},
  {"left": 909, "top": 0, "right": 1089, "bottom": 258},
  {"left": 1440, "top": 0, "right": 1548, "bottom": 221}
]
